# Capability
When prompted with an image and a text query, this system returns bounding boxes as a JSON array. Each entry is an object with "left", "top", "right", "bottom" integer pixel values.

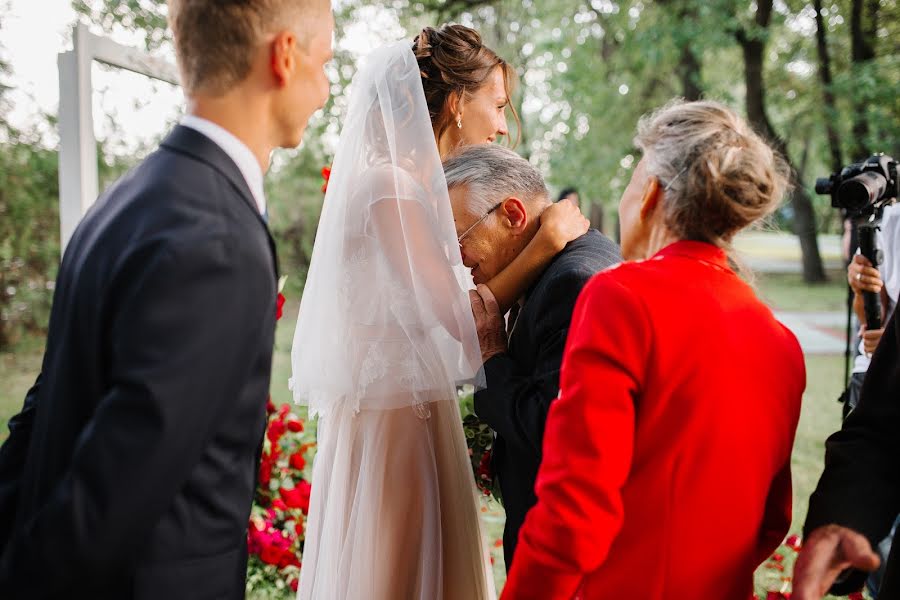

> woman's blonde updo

[
  {"left": 412, "top": 24, "right": 520, "bottom": 144},
  {"left": 634, "top": 99, "right": 790, "bottom": 248}
]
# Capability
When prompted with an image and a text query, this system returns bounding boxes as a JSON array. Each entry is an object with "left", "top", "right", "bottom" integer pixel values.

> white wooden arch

[{"left": 57, "top": 23, "right": 179, "bottom": 251}]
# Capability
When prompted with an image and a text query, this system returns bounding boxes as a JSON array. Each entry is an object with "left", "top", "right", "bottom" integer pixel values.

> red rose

[
  {"left": 784, "top": 534, "right": 802, "bottom": 551},
  {"left": 267, "top": 419, "right": 287, "bottom": 445},
  {"left": 259, "top": 457, "right": 273, "bottom": 486},
  {"left": 289, "top": 452, "right": 306, "bottom": 472},
  {"left": 276, "top": 292, "right": 286, "bottom": 321},
  {"left": 295, "top": 521, "right": 305, "bottom": 538},
  {"left": 285, "top": 550, "right": 300, "bottom": 569},
  {"left": 277, "top": 548, "right": 296, "bottom": 569},
  {"left": 290, "top": 579, "right": 299, "bottom": 592},
  {"left": 247, "top": 525, "right": 263, "bottom": 554},
  {"left": 259, "top": 543, "right": 282, "bottom": 566},
  {"left": 287, "top": 419, "right": 304, "bottom": 433},
  {"left": 281, "top": 480, "right": 312, "bottom": 513},
  {"left": 272, "top": 498, "right": 287, "bottom": 511},
  {"left": 321, "top": 166, "right": 331, "bottom": 193},
  {"left": 266, "top": 398, "right": 276, "bottom": 415}
]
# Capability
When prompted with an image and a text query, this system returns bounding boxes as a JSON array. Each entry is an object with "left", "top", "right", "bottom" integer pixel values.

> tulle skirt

[{"left": 297, "top": 395, "right": 497, "bottom": 600}]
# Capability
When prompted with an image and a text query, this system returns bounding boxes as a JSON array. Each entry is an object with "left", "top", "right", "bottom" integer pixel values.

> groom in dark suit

[
  {"left": 0, "top": 1, "right": 332, "bottom": 597},
  {"left": 444, "top": 145, "right": 621, "bottom": 570}
]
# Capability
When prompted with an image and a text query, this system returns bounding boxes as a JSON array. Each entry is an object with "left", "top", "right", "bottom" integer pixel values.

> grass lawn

[
  {"left": 755, "top": 270, "right": 849, "bottom": 313},
  {"left": 0, "top": 301, "right": 867, "bottom": 597}
]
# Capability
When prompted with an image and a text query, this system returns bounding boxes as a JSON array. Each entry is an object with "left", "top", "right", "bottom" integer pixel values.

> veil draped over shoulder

[{"left": 289, "top": 42, "right": 483, "bottom": 417}]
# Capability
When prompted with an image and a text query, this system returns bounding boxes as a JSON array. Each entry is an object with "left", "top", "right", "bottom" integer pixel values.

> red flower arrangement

[
  {"left": 246, "top": 398, "right": 315, "bottom": 595},
  {"left": 246, "top": 281, "right": 315, "bottom": 596},
  {"left": 462, "top": 411, "right": 502, "bottom": 501}
]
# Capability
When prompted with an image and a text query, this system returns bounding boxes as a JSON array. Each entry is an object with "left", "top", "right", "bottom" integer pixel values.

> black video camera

[
  {"left": 816, "top": 154, "right": 898, "bottom": 332},
  {"left": 816, "top": 154, "right": 899, "bottom": 216}
]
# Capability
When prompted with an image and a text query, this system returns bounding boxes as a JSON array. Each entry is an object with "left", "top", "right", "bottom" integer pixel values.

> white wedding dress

[{"left": 290, "top": 42, "right": 496, "bottom": 600}]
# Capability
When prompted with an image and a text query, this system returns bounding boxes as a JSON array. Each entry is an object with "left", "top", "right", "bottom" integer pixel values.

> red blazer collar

[{"left": 652, "top": 240, "right": 730, "bottom": 269}]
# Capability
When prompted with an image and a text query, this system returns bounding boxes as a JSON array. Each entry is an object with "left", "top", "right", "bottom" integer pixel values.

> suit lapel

[
  {"left": 160, "top": 125, "right": 279, "bottom": 277},
  {"left": 507, "top": 301, "right": 522, "bottom": 339}
]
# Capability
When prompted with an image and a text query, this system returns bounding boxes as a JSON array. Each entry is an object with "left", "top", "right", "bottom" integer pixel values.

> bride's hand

[{"left": 538, "top": 200, "right": 590, "bottom": 253}]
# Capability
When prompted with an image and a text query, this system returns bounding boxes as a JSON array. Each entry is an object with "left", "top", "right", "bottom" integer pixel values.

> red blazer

[{"left": 502, "top": 241, "right": 805, "bottom": 600}]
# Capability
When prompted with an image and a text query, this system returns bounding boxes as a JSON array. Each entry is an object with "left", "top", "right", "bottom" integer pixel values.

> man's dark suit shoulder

[
  {"left": 527, "top": 229, "right": 621, "bottom": 309},
  {"left": 67, "top": 128, "right": 271, "bottom": 287}
]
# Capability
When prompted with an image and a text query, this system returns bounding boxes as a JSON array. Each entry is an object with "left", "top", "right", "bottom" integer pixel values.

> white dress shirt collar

[{"left": 179, "top": 114, "right": 267, "bottom": 216}]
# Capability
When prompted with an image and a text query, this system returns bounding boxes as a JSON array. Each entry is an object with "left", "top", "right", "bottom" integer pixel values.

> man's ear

[
  {"left": 639, "top": 176, "right": 662, "bottom": 223},
  {"left": 270, "top": 30, "right": 298, "bottom": 87},
  {"left": 499, "top": 197, "right": 528, "bottom": 232}
]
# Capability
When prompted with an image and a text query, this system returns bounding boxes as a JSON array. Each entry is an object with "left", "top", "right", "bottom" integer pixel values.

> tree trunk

[
  {"left": 737, "top": 0, "right": 827, "bottom": 282},
  {"left": 849, "top": 0, "right": 876, "bottom": 161},
  {"left": 813, "top": 0, "right": 843, "bottom": 172},
  {"left": 656, "top": 0, "right": 703, "bottom": 100},
  {"left": 679, "top": 44, "right": 703, "bottom": 101}
]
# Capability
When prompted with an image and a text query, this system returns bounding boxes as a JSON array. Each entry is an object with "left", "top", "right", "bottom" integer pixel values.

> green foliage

[
  {"left": 66, "top": 0, "right": 899, "bottom": 244},
  {"left": 73, "top": 0, "right": 169, "bottom": 50},
  {"left": 0, "top": 0, "right": 869, "bottom": 350},
  {"left": 0, "top": 19, "right": 60, "bottom": 349},
  {"left": 0, "top": 122, "right": 60, "bottom": 350}
]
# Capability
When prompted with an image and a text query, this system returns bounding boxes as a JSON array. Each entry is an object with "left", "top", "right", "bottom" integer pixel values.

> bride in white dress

[
  {"left": 291, "top": 40, "right": 495, "bottom": 600},
  {"left": 291, "top": 27, "right": 588, "bottom": 600}
]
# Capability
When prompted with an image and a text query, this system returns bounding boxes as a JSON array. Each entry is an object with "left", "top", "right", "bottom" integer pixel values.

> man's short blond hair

[{"left": 168, "top": 0, "right": 328, "bottom": 96}]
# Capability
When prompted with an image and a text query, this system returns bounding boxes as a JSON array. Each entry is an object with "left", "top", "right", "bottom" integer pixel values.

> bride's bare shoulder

[{"left": 355, "top": 164, "right": 422, "bottom": 204}]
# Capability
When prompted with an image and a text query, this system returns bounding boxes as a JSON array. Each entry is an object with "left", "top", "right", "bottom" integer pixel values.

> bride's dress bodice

[{"left": 339, "top": 167, "right": 451, "bottom": 408}]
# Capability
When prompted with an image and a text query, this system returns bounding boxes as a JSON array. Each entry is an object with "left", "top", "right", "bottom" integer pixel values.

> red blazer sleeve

[
  {"left": 755, "top": 460, "right": 792, "bottom": 567},
  {"left": 502, "top": 272, "right": 652, "bottom": 600}
]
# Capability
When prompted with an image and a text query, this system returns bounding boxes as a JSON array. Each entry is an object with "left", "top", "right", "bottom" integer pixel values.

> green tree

[
  {"left": 70, "top": 0, "right": 900, "bottom": 278},
  {"left": 0, "top": 7, "right": 61, "bottom": 349}
]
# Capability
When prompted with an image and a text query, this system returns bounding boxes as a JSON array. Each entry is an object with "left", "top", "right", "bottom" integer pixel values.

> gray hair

[
  {"left": 633, "top": 98, "right": 789, "bottom": 248},
  {"left": 442, "top": 144, "right": 549, "bottom": 215}
]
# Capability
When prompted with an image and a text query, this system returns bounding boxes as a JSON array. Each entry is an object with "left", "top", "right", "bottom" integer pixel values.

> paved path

[
  {"left": 734, "top": 231, "right": 844, "bottom": 274},
  {"left": 731, "top": 231, "right": 849, "bottom": 353},
  {"left": 773, "top": 311, "right": 849, "bottom": 355}
]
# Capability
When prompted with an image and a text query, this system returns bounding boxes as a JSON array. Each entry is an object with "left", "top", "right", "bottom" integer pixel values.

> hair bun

[{"left": 634, "top": 99, "right": 790, "bottom": 248}]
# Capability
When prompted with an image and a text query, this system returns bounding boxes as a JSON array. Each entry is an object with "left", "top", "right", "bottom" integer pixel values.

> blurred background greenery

[
  {"left": 1, "top": 0, "right": 898, "bottom": 352},
  {"left": 0, "top": 1, "right": 897, "bottom": 596}
]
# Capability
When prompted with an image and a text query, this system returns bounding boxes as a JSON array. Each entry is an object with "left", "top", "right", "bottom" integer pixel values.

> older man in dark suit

[{"left": 444, "top": 144, "right": 621, "bottom": 569}]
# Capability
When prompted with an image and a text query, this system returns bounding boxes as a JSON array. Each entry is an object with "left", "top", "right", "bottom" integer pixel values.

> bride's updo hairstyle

[
  {"left": 412, "top": 24, "right": 520, "bottom": 144},
  {"left": 634, "top": 99, "right": 790, "bottom": 249}
]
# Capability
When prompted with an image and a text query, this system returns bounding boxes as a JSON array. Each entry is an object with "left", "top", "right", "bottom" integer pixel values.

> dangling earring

[{"left": 457, "top": 117, "right": 462, "bottom": 129}]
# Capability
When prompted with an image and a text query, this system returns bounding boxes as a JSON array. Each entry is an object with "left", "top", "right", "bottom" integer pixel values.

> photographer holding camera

[
  {"left": 844, "top": 205, "right": 900, "bottom": 414},
  {"left": 794, "top": 155, "right": 900, "bottom": 599}
]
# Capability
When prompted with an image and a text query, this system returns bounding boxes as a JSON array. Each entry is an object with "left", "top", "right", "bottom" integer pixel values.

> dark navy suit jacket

[
  {"left": 474, "top": 229, "right": 620, "bottom": 569},
  {"left": 0, "top": 126, "right": 278, "bottom": 599}
]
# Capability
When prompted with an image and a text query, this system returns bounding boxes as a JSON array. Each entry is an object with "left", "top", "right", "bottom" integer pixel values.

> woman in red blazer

[{"left": 502, "top": 100, "right": 806, "bottom": 600}]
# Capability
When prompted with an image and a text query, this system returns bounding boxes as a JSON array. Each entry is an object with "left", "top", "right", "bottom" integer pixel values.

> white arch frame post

[{"left": 57, "top": 23, "right": 179, "bottom": 252}]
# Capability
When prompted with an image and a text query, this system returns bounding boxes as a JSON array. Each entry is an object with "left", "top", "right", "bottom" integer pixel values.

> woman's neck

[
  {"left": 642, "top": 225, "right": 682, "bottom": 260},
  {"left": 435, "top": 127, "right": 461, "bottom": 159}
]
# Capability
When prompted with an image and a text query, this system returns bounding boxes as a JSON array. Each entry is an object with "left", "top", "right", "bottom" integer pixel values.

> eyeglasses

[{"left": 457, "top": 202, "right": 503, "bottom": 245}]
